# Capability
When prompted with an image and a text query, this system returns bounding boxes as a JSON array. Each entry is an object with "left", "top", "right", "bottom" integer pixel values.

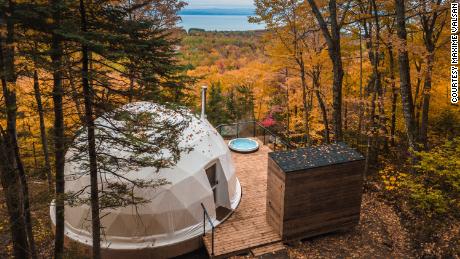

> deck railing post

[
  {"left": 263, "top": 128, "right": 266, "bottom": 145},
  {"left": 201, "top": 203, "right": 216, "bottom": 257},
  {"left": 217, "top": 121, "right": 292, "bottom": 151},
  {"left": 211, "top": 226, "right": 215, "bottom": 256}
]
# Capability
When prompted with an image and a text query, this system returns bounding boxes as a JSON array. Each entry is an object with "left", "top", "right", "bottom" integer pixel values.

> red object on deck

[{"left": 261, "top": 116, "right": 276, "bottom": 128}]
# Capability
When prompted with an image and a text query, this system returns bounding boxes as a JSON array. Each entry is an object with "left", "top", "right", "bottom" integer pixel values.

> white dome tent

[{"left": 50, "top": 101, "right": 242, "bottom": 258}]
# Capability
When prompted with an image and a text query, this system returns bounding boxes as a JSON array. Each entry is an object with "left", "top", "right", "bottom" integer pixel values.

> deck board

[{"left": 203, "top": 143, "right": 282, "bottom": 258}]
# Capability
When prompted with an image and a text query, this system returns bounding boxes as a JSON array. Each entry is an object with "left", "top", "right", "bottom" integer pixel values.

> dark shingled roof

[{"left": 268, "top": 142, "right": 365, "bottom": 173}]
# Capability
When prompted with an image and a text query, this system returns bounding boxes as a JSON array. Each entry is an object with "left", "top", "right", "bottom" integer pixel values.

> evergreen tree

[
  {"left": 0, "top": 2, "right": 37, "bottom": 257},
  {"left": 0, "top": 0, "right": 190, "bottom": 257},
  {"left": 225, "top": 84, "right": 255, "bottom": 123},
  {"left": 236, "top": 84, "right": 255, "bottom": 121},
  {"left": 226, "top": 89, "right": 239, "bottom": 122},
  {"left": 207, "top": 82, "right": 228, "bottom": 125}
]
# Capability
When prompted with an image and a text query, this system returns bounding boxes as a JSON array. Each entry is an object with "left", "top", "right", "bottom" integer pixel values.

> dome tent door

[
  {"left": 206, "top": 163, "right": 218, "bottom": 202},
  {"left": 205, "top": 160, "right": 233, "bottom": 221}
]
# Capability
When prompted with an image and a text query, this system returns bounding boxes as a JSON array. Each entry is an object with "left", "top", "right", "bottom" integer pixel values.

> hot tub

[{"left": 228, "top": 138, "right": 259, "bottom": 153}]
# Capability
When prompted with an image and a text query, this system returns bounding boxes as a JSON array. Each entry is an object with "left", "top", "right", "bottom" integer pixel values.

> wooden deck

[{"left": 203, "top": 143, "right": 282, "bottom": 258}]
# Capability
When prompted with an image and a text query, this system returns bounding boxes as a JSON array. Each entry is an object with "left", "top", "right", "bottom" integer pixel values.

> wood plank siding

[{"left": 267, "top": 143, "right": 365, "bottom": 241}]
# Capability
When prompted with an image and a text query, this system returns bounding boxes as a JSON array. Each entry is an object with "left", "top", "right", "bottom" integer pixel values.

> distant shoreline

[
  {"left": 179, "top": 8, "right": 255, "bottom": 16},
  {"left": 179, "top": 8, "right": 264, "bottom": 32}
]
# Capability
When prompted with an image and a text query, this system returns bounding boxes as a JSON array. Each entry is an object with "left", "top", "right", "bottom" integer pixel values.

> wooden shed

[{"left": 266, "top": 142, "right": 365, "bottom": 241}]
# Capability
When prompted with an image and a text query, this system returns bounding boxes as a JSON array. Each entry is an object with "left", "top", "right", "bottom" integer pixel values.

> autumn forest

[{"left": 0, "top": 0, "right": 459, "bottom": 258}]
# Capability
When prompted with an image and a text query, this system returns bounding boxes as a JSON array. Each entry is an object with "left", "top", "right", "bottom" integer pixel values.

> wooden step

[{"left": 251, "top": 242, "right": 286, "bottom": 257}]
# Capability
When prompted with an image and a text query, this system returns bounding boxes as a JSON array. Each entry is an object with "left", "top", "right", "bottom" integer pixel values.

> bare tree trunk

[
  {"left": 80, "top": 0, "right": 101, "bottom": 257},
  {"left": 316, "top": 89, "right": 330, "bottom": 144},
  {"left": 360, "top": 0, "right": 385, "bottom": 173},
  {"left": 313, "top": 68, "right": 330, "bottom": 143},
  {"left": 358, "top": 27, "right": 364, "bottom": 141},
  {"left": 0, "top": 18, "right": 30, "bottom": 259},
  {"left": 2, "top": 6, "right": 37, "bottom": 257},
  {"left": 414, "top": 60, "right": 422, "bottom": 136},
  {"left": 360, "top": 1, "right": 378, "bottom": 171},
  {"left": 33, "top": 69, "right": 53, "bottom": 190},
  {"left": 395, "top": 0, "right": 418, "bottom": 152},
  {"left": 329, "top": 0, "right": 344, "bottom": 142},
  {"left": 371, "top": 0, "right": 389, "bottom": 153},
  {"left": 419, "top": 0, "right": 445, "bottom": 150},
  {"left": 50, "top": 0, "right": 66, "bottom": 257},
  {"left": 387, "top": 45, "right": 398, "bottom": 146},
  {"left": 365, "top": 85, "right": 378, "bottom": 177},
  {"left": 420, "top": 47, "right": 433, "bottom": 149},
  {"left": 0, "top": 133, "right": 29, "bottom": 259},
  {"left": 0, "top": 43, "right": 29, "bottom": 258},
  {"left": 13, "top": 117, "right": 37, "bottom": 259},
  {"left": 330, "top": 45, "right": 344, "bottom": 141},
  {"left": 300, "top": 59, "right": 310, "bottom": 145},
  {"left": 285, "top": 68, "right": 290, "bottom": 139},
  {"left": 307, "top": 0, "right": 344, "bottom": 141},
  {"left": 286, "top": 95, "right": 290, "bottom": 137}
]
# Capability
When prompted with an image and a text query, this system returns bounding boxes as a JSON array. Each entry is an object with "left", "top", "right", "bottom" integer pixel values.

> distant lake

[
  {"left": 180, "top": 15, "right": 265, "bottom": 31},
  {"left": 179, "top": 9, "right": 265, "bottom": 31}
]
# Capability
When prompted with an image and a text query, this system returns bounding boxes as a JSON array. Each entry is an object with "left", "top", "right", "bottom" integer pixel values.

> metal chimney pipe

[{"left": 201, "top": 85, "right": 207, "bottom": 120}]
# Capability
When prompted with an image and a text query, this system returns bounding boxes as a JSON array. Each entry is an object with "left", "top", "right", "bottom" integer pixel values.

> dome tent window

[{"left": 49, "top": 102, "right": 242, "bottom": 258}]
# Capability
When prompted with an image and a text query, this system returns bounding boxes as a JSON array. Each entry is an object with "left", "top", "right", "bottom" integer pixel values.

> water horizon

[
  {"left": 179, "top": 8, "right": 265, "bottom": 32},
  {"left": 179, "top": 8, "right": 255, "bottom": 16}
]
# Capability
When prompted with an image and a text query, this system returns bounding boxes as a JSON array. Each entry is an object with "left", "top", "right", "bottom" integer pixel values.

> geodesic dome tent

[{"left": 50, "top": 102, "right": 241, "bottom": 257}]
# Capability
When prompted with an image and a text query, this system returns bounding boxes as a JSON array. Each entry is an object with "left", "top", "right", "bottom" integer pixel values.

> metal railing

[
  {"left": 201, "top": 203, "right": 215, "bottom": 257},
  {"left": 215, "top": 121, "right": 294, "bottom": 151}
]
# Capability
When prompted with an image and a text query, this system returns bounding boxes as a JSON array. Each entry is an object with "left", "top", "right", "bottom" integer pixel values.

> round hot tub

[{"left": 228, "top": 138, "right": 259, "bottom": 153}]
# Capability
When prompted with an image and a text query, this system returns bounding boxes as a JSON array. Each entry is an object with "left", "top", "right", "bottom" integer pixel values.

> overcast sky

[{"left": 185, "top": 0, "right": 254, "bottom": 8}]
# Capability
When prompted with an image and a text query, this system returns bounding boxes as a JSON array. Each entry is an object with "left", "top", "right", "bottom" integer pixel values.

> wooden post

[
  {"left": 236, "top": 122, "right": 239, "bottom": 138},
  {"left": 211, "top": 227, "right": 214, "bottom": 256},
  {"left": 263, "top": 129, "right": 266, "bottom": 144}
]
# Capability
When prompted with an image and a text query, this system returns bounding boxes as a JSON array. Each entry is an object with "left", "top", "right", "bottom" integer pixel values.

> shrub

[
  {"left": 431, "top": 109, "right": 460, "bottom": 140},
  {"left": 384, "top": 138, "right": 460, "bottom": 219}
]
